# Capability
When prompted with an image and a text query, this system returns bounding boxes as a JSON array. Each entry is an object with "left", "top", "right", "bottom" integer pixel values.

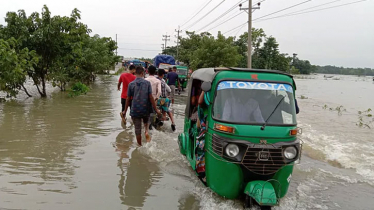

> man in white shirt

[
  {"left": 222, "top": 90, "right": 264, "bottom": 123},
  {"left": 145, "top": 65, "right": 161, "bottom": 100},
  {"left": 145, "top": 65, "right": 161, "bottom": 130}
]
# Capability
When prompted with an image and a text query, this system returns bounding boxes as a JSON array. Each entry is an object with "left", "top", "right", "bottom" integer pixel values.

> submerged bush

[
  {"left": 67, "top": 82, "right": 89, "bottom": 97},
  {"left": 357, "top": 108, "right": 373, "bottom": 128}
]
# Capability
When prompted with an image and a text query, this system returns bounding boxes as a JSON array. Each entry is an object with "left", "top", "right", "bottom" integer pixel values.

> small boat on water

[{"left": 324, "top": 75, "right": 334, "bottom": 79}]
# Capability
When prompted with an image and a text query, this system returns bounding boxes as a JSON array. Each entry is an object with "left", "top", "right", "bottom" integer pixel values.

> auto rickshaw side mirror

[{"left": 201, "top": 82, "right": 211, "bottom": 92}]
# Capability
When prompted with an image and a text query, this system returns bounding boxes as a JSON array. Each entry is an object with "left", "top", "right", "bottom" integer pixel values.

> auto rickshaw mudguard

[
  {"left": 244, "top": 181, "right": 278, "bottom": 206},
  {"left": 178, "top": 133, "right": 187, "bottom": 156},
  {"left": 205, "top": 150, "right": 243, "bottom": 199}
]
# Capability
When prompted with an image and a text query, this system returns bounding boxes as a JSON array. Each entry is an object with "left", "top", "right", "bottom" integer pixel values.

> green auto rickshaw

[
  {"left": 178, "top": 68, "right": 301, "bottom": 209},
  {"left": 174, "top": 65, "right": 189, "bottom": 91}
]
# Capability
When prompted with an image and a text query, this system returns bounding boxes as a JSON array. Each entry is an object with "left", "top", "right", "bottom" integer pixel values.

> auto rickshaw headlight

[
  {"left": 284, "top": 146, "right": 298, "bottom": 160},
  {"left": 225, "top": 144, "right": 240, "bottom": 158}
]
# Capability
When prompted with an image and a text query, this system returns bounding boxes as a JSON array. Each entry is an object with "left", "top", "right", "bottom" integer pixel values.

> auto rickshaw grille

[
  {"left": 211, "top": 134, "right": 223, "bottom": 155},
  {"left": 241, "top": 147, "right": 286, "bottom": 175}
]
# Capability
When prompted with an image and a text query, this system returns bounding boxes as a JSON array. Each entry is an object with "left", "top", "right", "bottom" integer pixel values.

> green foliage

[
  {"left": 357, "top": 108, "right": 373, "bottom": 128},
  {"left": 316, "top": 65, "right": 374, "bottom": 76},
  {"left": 162, "top": 46, "right": 177, "bottom": 58},
  {"left": 190, "top": 32, "right": 242, "bottom": 70},
  {"left": 233, "top": 29, "right": 291, "bottom": 72},
  {"left": 335, "top": 105, "right": 346, "bottom": 116},
  {"left": 0, "top": 38, "right": 38, "bottom": 97},
  {"left": 292, "top": 58, "right": 316, "bottom": 75},
  {"left": 176, "top": 31, "right": 241, "bottom": 69},
  {"left": 321, "top": 104, "right": 346, "bottom": 115},
  {"left": 67, "top": 82, "right": 89, "bottom": 97},
  {"left": 0, "top": 5, "right": 118, "bottom": 97},
  {"left": 174, "top": 28, "right": 300, "bottom": 71},
  {"left": 290, "top": 66, "right": 300, "bottom": 75},
  {"left": 300, "top": 95, "right": 308, "bottom": 99},
  {"left": 115, "top": 67, "right": 125, "bottom": 75}
]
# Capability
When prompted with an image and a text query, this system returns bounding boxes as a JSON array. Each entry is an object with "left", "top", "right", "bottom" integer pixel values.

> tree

[
  {"left": 315, "top": 65, "right": 374, "bottom": 76},
  {"left": 178, "top": 31, "right": 211, "bottom": 66},
  {"left": 187, "top": 32, "right": 242, "bottom": 70},
  {"left": 233, "top": 29, "right": 290, "bottom": 71},
  {"left": 292, "top": 57, "right": 316, "bottom": 74},
  {"left": 235, "top": 28, "right": 266, "bottom": 68},
  {"left": 251, "top": 36, "right": 291, "bottom": 72},
  {"left": 162, "top": 46, "right": 177, "bottom": 58},
  {"left": 0, "top": 5, "right": 119, "bottom": 97},
  {"left": 0, "top": 38, "right": 38, "bottom": 97}
]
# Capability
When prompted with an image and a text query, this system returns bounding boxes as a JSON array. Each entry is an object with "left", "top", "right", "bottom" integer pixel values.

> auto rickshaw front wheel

[
  {"left": 244, "top": 195, "right": 254, "bottom": 209},
  {"left": 244, "top": 195, "right": 272, "bottom": 210}
]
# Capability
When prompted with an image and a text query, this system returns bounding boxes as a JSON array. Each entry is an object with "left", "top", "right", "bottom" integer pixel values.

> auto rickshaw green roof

[
  {"left": 190, "top": 67, "right": 296, "bottom": 89},
  {"left": 191, "top": 67, "right": 293, "bottom": 82}
]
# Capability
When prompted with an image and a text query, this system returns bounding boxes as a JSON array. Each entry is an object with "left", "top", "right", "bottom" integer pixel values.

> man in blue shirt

[
  {"left": 166, "top": 66, "right": 181, "bottom": 104},
  {"left": 124, "top": 66, "right": 161, "bottom": 146}
]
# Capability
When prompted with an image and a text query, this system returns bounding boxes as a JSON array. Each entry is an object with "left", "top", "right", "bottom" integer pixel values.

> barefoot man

[
  {"left": 123, "top": 66, "right": 161, "bottom": 146},
  {"left": 118, "top": 65, "right": 136, "bottom": 123}
]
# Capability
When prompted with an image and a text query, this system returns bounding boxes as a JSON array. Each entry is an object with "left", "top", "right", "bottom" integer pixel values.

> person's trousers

[
  {"left": 132, "top": 117, "right": 149, "bottom": 135},
  {"left": 121, "top": 98, "right": 131, "bottom": 112}
]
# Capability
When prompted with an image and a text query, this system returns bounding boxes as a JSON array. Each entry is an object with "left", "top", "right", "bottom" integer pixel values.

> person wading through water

[
  {"left": 118, "top": 65, "right": 136, "bottom": 123},
  {"left": 166, "top": 66, "right": 181, "bottom": 104},
  {"left": 145, "top": 65, "right": 161, "bottom": 130},
  {"left": 157, "top": 69, "right": 176, "bottom": 131},
  {"left": 123, "top": 66, "right": 161, "bottom": 146}
]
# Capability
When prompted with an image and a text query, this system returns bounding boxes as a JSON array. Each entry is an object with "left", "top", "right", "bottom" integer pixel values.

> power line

[
  {"left": 119, "top": 42, "right": 161, "bottom": 46},
  {"left": 184, "top": 0, "right": 226, "bottom": 30},
  {"left": 219, "top": 0, "right": 263, "bottom": 35},
  {"left": 255, "top": 0, "right": 367, "bottom": 22},
  {"left": 206, "top": 10, "right": 245, "bottom": 32},
  {"left": 162, "top": 34, "right": 171, "bottom": 49},
  {"left": 118, "top": 48, "right": 160, "bottom": 51},
  {"left": 180, "top": 0, "right": 214, "bottom": 27},
  {"left": 196, "top": 0, "right": 248, "bottom": 32},
  {"left": 223, "top": 21, "right": 247, "bottom": 34},
  {"left": 252, "top": 0, "right": 312, "bottom": 21},
  {"left": 253, "top": 0, "right": 266, "bottom": 7},
  {"left": 175, "top": 26, "right": 182, "bottom": 60},
  {"left": 234, "top": 22, "right": 248, "bottom": 36},
  {"left": 278, "top": 0, "right": 342, "bottom": 16}
]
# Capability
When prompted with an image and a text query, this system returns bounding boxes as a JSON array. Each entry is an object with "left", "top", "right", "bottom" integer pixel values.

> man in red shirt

[{"left": 118, "top": 65, "right": 136, "bottom": 123}]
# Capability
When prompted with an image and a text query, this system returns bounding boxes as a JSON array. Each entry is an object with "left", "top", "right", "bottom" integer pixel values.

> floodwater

[{"left": 0, "top": 73, "right": 373, "bottom": 210}]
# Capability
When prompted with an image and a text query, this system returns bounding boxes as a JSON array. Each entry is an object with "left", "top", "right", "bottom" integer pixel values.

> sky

[{"left": 0, "top": 0, "right": 373, "bottom": 68}]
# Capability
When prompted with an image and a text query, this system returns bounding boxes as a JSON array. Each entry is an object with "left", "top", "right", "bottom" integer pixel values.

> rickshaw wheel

[
  {"left": 260, "top": 206, "right": 271, "bottom": 210},
  {"left": 243, "top": 195, "right": 254, "bottom": 209}
]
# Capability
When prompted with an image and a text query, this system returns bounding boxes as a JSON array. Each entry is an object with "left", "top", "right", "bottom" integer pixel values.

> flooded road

[{"left": 1, "top": 74, "right": 373, "bottom": 209}]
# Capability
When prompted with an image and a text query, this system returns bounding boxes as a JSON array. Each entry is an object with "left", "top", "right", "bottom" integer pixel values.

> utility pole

[
  {"left": 162, "top": 33, "right": 170, "bottom": 50},
  {"left": 115, "top": 34, "right": 118, "bottom": 56},
  {"left": 161, "top": 44, "right": 165, "bottom": 51},
  {"left": 247, "top": 0, "right": 252, "bottom": 68},
  {"left": 175, "top": 26, "right": 182, "bottom": 60},
  {"left": 293, "top": 53, "right": 297, "bottom": 65},
  {"left": 240, "top": 1, "right": 261, "bottom": 69},
  {"left": 292, "top": 53, "right": 297, "bottom": 73}
]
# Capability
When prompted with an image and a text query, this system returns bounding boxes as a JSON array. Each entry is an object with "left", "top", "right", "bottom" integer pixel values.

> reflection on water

[{"left": 115, "top": 130, "right": 162, "bottom": 208}]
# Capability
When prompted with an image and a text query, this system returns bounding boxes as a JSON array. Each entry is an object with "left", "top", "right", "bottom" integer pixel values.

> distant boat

[{"left": 324, "top": 75, "right": 334, "bottom": 78}]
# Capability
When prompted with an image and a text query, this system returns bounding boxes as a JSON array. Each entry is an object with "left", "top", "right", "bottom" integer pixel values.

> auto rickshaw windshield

[
  {"left": 213, "top": 81, "right": 297, "bottom": 125},
  {"left": 176, "top": 69, "right": 187, "bottom": 76}
]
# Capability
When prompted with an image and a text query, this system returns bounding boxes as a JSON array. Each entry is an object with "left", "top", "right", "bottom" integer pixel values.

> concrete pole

[{"left": 247, "top": 0, "right": 252, "bottom": 68}]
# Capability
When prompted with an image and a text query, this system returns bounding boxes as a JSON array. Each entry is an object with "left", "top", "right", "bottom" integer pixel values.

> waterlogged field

[{"left": 0, "top": 74, "right": 373, "bottom": 210}]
